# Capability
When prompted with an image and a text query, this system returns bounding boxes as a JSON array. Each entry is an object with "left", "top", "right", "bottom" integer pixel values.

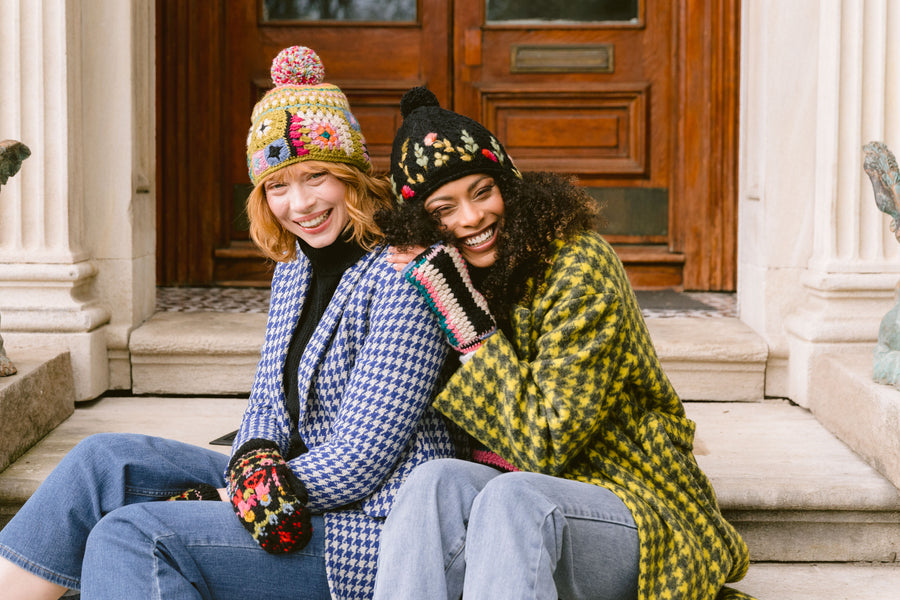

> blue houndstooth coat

[{"left": 231, "top": 244, "right": 454, "bottom": 600}]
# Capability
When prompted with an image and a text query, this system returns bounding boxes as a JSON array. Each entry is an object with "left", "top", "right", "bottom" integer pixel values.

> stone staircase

[{"left": 1, "top": 311, "right": 899, "bottom": 597}]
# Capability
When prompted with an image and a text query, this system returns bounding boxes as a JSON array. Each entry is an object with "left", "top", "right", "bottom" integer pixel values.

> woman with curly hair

[
  {"left": 0, "top": 49, "right": 453, "bottom": 600},
  {"left": 371, "top": 87, "right": 756, "bottom": 600}
]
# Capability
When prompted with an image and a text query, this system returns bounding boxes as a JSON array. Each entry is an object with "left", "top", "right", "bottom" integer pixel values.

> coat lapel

[{"left": 293, "top": 250, "right": 377, "bottom": 427}]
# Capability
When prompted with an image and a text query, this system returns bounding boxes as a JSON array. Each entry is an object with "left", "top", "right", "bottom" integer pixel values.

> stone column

[
  {"left": 785, "top": 0, "right": 900, "bottom": 406},
  {"left": 740, "top": 0, "right": 900, "bottom": 406},
  {"left": 0, "top": 0, "right": 156, "bottom": 400}
]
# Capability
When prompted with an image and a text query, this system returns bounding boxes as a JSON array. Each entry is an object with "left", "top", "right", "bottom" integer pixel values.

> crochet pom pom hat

[
  {"left": 389, "top": 87, "right": 521, "bottom": 205},
  {"left": 246, "top": 46, "right": 370, "bottom": 185}
]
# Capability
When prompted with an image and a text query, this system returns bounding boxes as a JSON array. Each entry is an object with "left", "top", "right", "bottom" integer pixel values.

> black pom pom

[{"left": 400, "top": 87, "right": 441, "bottom": 119}]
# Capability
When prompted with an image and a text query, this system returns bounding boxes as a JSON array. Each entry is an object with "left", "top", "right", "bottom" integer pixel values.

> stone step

[
  {"left": 0, "top": 395, "right": 244, "bottom": 529},
  {"left": 810, "top": 348, "right": 900, "bottom": 491},
  {"left": 130, "top": 312, "right": 767, "bottom": 400},
  {"left": 130, "top": 312, "right": 266, "bottom": 395},
  {"left": 2, "top": 396, "right": 897, "bottom": 568},
  {"left": 687, "top": 401, "right": 900, "bottom": 563},
  {"left": 734, "top": 562, "right": 900, "bottom": 599},
  {"left": 0, "top": 347, "right": 75, "bottom": 473},
  {"left": 649, "top": 316, "right": 767, "bottom": 401}
]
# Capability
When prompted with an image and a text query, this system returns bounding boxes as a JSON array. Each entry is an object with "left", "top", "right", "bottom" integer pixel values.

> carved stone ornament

[
  {"left": 864, "top": 141, "right": 900, "bottom": 387},
  {"left": 0, "top": 139, "right": 31, "bottom": 376}
]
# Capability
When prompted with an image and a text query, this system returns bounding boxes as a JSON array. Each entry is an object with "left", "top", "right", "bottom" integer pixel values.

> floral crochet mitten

[
  {"left": 404, "top": 243, "right": 496, "bottom": 353},
  {"left": 226, "top": 440, "right": 313, "bottom": 554},
  {"left": 166, "top": 483, "right": 221, "bottom": 501}
]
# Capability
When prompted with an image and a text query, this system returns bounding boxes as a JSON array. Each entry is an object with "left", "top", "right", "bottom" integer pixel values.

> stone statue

[
  {"left": 864, "top": 141, "right": 900, "bottom": 387},
  {"left": 0, "top": 139, "right": 31, "bottom": 376},
  {"left": 0, "top": 139, "right": 31, "bottom": 187}
]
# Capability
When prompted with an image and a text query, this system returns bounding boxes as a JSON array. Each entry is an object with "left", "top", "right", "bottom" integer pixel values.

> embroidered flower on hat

[
  {"left": 414, "top": 143, "right": 428, "bottom": 168},
  {"left": 461, "top": 130, "right": 478, "bottom": 153},
  {"left": 251, "top": 149, "right": 269, "bottom": 178},
  {"left": 490, "top": 138, "right": 508, "bottom": 164},
  {"left": 310, "top": 122, "right": 340, "bottom": 151},
  {"left": 255, "top": 118, "right": 273, "bottom": 140},
  {"left": 265, "top": 139, "right": 291, "bottom": 167},
  {"left": 482, "top": 148, "right": 498, "bottom": 162}
]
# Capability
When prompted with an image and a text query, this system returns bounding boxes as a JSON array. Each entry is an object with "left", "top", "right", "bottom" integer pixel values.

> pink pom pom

[{"left": 270, "top": 46, "right": 325, "bottom": 87}]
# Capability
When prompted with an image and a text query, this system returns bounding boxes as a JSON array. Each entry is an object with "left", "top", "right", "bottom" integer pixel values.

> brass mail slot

[{"left": 510, "top": 44, "right": 614, "bottom": 73}]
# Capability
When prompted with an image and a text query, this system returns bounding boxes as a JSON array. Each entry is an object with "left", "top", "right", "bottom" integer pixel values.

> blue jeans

[
  {"left": 373, "top": 459, "right": 639, "bottom": 600},
  {"left": 0, "top": 433, "right": 331, "bottom": 599}
]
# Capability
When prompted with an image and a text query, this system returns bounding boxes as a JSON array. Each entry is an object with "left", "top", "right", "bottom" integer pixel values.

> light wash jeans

[
  {"left": 373, "top": 458, "right": 639, "bottom": 600},
  {"left": 0, "top": 433, "right": 331, "bottom": 599}
]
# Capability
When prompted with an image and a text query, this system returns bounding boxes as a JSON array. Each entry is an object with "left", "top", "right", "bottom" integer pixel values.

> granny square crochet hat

[
  {"left": 390, "top": 87, "right": 521, "bottom": 205},
  {"left": 247, "top": 46, "right": 370, "bottom": 185}
]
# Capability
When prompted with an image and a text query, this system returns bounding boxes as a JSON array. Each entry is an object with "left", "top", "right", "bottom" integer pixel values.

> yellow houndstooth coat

[{"left": 433, "top": 231, "right": 758, "bottom": 600}]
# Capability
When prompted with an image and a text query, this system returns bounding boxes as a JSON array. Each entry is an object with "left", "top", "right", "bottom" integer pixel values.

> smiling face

[
  {"left": 424, "top": 174, "right": 505, "bottom": 268},
  {"left": 264, "top": 161, "right": 350, "bottom": 248}
]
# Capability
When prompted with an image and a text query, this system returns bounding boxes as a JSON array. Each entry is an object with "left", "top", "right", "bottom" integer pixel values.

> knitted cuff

[
  {"left": 471, "top": 449, "right": 520, "bottom": 473},
  {"left": 166, "top": 483, "right": 221, "bottom": 502},
  {"left": 227, "top": 438, "right": 282, "bottom": 473},
  {"left": 404, "top": 244, "right": 496, "bottom": 353},
  {"left": 228, "top": 439, "right": 307, "bottom": 501}
]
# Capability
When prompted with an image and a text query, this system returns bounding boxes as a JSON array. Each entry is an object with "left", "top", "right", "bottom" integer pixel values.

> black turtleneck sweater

[{"left": 283, "top": 234, "right": 366, "bottom": 458}]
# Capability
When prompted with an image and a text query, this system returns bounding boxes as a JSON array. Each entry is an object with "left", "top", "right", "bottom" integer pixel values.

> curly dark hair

[{"left": 375, "top": 171, "right": 601, "bottom": 323}]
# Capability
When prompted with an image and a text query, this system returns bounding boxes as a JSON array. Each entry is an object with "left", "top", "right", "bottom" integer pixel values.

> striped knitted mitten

[
  {"left": 226, "top": 440, "right": 313, "bottom": 554},
  {"left": 404, "top": 244, "right": 496, "bottom": 353},
  {"left": 166, "top": 483, "right": 220, "bottom": 501}
]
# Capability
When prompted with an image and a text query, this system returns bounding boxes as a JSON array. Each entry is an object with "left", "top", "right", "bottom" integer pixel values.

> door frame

[{"left": 671, "top": 0, "right": 740, "bottom": 290}]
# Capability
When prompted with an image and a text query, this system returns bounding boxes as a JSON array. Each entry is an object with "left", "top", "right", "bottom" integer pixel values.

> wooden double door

[{"left": 157, "top": 0, "right": 739, "bottom": 290}]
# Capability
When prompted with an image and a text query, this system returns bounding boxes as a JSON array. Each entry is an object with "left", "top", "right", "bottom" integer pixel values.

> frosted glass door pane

[
  {"left": 262, "top": 0, "right": 416, "bottom": 22},
  {"left": 486, "top": 0, "right": 638, "bottom": 23}
]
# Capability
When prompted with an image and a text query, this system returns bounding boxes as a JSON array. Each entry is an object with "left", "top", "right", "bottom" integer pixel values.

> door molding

[{"left": 671, "top": 0, "right": 740, "bottom": 290}]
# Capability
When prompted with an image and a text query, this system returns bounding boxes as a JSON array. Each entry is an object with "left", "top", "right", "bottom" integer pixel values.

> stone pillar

[
  {"left": 740, "top": 0, "right": 900, "bottom": 406},
  {"left": 0, "top": 0, "right": 156, "bottom": 400}
]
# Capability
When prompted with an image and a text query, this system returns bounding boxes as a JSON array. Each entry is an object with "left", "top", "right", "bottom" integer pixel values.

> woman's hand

[
  {"left": 386, "top": 245, "right": 426, "bottom": 271},
  {"left": 227, "top": 441, "right": 313, "bottom": 554}
]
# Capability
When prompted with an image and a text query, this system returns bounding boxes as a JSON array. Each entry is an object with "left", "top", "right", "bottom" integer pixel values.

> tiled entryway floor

[{"left": 157, "top": 287, "right": 737, "bottom": 319}]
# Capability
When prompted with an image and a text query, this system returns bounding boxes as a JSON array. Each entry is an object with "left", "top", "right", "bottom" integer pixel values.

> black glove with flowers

[
  {"left": 403, "top": 243, "right": 496, "bottom": 354},
  {"left": 226, "top": 439, "right": 313, "bottom": 554}
]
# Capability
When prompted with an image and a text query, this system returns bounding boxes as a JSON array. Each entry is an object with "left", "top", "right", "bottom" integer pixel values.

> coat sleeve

[
  {"left": 288, "top": 262, "right": 449, "bottom": 510},
  {"left": 433, "top": 235, "right": 634, "bottom": 475}
]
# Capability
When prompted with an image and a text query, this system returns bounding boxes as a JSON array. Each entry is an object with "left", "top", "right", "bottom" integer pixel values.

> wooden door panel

[
  {"left": 156, "top": 0, "right": 228, "bottom": 286},
  {"left": 479, "top": 85, "right": 648, "bottom": 175}
]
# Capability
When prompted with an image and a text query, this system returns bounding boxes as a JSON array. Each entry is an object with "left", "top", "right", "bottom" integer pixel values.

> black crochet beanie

[{"left": 389, "top": 87, "right": 521, "bottom": 206}]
